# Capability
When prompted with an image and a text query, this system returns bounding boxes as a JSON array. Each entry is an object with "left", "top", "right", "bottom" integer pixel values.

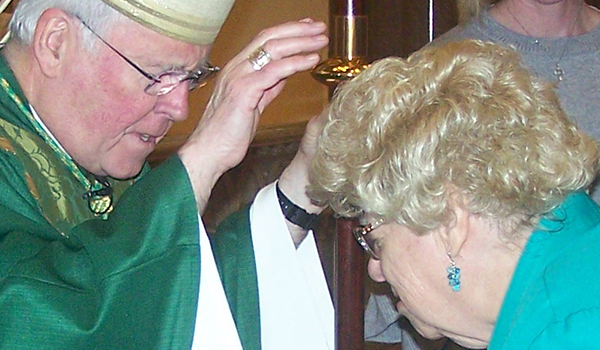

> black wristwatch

[{"left": 276, "top": 183, "right": 320, "bottom": 231}]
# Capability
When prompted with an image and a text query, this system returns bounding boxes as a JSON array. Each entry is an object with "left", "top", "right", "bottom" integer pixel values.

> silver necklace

[{"left": 506, "top": 2, "right": 584, "bottom": 83}]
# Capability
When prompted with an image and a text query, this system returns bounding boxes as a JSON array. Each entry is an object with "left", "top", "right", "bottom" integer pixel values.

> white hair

[{"left": 9, "top": 0, "right": 122, "bottom": 48}]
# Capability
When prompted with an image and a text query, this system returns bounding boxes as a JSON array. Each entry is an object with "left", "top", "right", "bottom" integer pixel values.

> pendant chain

[{"left": 506, "top": 2, "right": 584, "bottom": 83}]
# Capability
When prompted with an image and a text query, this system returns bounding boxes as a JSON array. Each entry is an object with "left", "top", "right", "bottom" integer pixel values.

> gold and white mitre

[{"left": 100, "top": 0, "right": 236, "bottom": 45}]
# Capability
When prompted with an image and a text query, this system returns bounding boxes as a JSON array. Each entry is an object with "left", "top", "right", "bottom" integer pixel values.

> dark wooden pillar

[
  {"left": 366, "top": 0, "right": 457, "bottom": 60},
  {"left": 328, "top": 4, "right": 367, "bottom": 349},
  {"left": 312, "top": 1, "right": 370, "bottom": 350},
  {"left": 335, "top": 217, "right": 365, "bottom": 350}
]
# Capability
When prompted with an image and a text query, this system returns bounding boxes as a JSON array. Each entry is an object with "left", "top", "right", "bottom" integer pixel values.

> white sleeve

[{"left": 250, "top": 182, "right": 334, "bottom": 350}]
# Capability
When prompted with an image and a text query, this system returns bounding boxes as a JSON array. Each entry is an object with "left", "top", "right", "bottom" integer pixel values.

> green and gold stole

[{"left": 0, "top": 61, "right": 133, "bottom": 236}]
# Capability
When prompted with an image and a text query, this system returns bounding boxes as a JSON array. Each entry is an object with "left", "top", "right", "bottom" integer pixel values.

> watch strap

[{"left": 276, "top": 183, "right": 319, "bottom": 231}]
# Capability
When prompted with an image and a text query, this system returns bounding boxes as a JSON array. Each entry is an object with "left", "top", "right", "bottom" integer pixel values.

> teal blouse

[{"left": 489, "top": 192, "right": 600, "bottom": 349}]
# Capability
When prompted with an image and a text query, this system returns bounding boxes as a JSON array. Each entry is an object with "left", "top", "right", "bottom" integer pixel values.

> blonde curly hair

[{"left": 308, "top": 39, "right": 599, "bottom": 236}]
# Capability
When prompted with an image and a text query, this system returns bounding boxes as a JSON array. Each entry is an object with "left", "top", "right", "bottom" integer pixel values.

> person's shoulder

[
  {"left": 527, "top": 305, "right": 600, "bottom": 349},
  {"left": 494, "top": 240, "right": 600, "bottom": 349},
  {"left": 434, "top": 26, "right": 470, "bottom": 46},
  {"left": 433, "top": 18, "right": 488, "bottom": 47},
  {"left": 540, "top": 220, "right": 600, "bottom": 320},
  {"left": 0, "top": 133, "right": 43, "bottom": 210}
]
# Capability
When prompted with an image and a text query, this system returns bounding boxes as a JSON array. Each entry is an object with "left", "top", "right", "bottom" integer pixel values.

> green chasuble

[
  {"left": 0, "top": 54, "right": 258, "bottom": 349},
  {"left": 211, "top": 208, "right": 261, "bottom": 350}
]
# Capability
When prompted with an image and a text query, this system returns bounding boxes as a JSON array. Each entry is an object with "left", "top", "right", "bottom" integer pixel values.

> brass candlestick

[{"left": 312, "top": 1, "right": 369, "bottom": 87}]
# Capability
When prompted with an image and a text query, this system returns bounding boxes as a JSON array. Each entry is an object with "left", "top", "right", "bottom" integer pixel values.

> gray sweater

[
  {"left": 365, "top": 8, "right": 600, "bottom": 347},
  {"left": 437, "top": 9, "right": 600, "bottom": 202}
]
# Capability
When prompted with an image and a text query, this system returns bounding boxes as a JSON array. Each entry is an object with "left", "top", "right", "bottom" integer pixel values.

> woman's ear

[
  {"left": 436, "top": 200, "right": 470, "bottom": 258},
  {"left": 32, "top": 9, "right": 75, "bottom": 77}
]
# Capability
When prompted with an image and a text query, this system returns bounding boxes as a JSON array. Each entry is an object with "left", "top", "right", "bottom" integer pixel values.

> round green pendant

[{"left": 88, "top": 195, "right": 113, "bottom": 216}]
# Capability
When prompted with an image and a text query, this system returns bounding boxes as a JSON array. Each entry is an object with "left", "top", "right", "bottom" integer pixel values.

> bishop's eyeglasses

[{"left": 77, "top": 17, "right": 219, "bottom": 96}]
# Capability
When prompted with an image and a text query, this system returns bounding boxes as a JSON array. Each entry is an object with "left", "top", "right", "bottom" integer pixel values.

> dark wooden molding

[{"left": 148, "top": 121, "right": 308, "bottom": 165}]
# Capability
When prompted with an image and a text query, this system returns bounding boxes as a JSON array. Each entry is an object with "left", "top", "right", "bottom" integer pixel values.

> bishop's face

[{"left": 43, "top": 15, "right": 211, "bottom": 179}]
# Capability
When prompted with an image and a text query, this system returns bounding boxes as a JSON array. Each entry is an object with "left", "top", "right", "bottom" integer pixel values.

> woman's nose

[{"left": 367, "top": 258, "right": 386, "bottom": 283}]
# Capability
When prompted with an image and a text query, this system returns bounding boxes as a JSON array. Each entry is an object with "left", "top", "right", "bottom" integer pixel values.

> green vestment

[
  {"left": 0, "top": 54, "right": 260, "bottom": 349},
  {"left": 211, "top": 208, "right": 261, "bottom": 350}
]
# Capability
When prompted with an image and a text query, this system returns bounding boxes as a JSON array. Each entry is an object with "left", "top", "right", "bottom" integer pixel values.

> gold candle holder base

[
  {"left": 312, "top": 14, "right": 369, "bottom": 87},
  {"left": 311, "top": 57, "right": 370, "bottom": 87}
]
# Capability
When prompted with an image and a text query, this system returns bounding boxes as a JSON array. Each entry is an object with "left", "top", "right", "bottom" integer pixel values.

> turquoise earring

[{"left": 446, "top": 253, "right": 461, "bottom": 292}]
